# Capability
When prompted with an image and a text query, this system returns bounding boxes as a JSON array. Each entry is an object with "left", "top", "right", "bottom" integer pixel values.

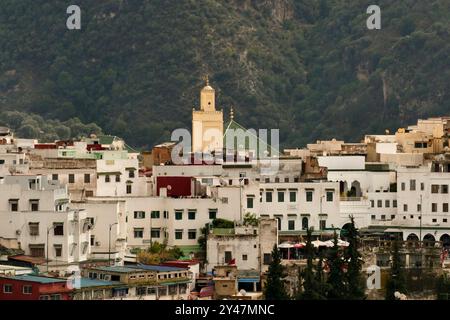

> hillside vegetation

[{"left": 0, "top": 0, "right": 448, "bottom": 148}]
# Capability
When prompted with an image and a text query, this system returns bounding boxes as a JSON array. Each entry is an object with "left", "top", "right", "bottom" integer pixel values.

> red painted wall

[
  {"left": 156, "top": 176, "right": 193, "bottom": 197},
  {"left": 0, "top": 278, "right": 72, "bottom": 300}
]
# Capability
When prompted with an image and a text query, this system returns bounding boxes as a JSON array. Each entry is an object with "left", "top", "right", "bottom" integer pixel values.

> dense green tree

[
  {"left": 326, "top": 231, "right": 347, "bottom": 299},
  {"left": 297, "top": 228, "right": 327, "bottom": 300},
  {"left": 385, "top": 239, "right": 408, "bottom": 300},
  {"left": 436, "top": 273, "right": 450, "bottom": 300},
  {"left": 344, "top": 216, "right": 366, "bottom": 300},
  {"left": 0, "top": 1, "right": 448, "bottom": 149},
  {"left": 264, "top": 245, "right": 288, "bottom": 300}
]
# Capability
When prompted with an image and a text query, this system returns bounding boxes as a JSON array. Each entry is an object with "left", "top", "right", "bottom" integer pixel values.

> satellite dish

[{"left": 240, "top": 289, "right": 247, "bottom": 296}]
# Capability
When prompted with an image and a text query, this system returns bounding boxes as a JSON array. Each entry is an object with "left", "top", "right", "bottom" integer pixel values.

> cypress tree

[
  {"left": 297, "top": 228, "right": 326, "bottom": 299},
  {"left": 345, "top": 216, "right": 366, "bottom": 299},
  {"left": 264, "top": 244, "right": 288, "bottom": 300},
  {"left": 326, "top": 231, "right": 346, "bottom": 299},
  {"left": 385, "top": 239, "right": 407, "bottom": 300}
]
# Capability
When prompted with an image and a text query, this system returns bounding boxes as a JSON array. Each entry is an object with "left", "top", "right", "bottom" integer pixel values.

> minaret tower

[{"left": 192, "top": 76, "right": 224, "bottom": 153}]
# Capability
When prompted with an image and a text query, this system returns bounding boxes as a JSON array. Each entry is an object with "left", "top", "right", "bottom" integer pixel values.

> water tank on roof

[{"left": 0, "top": 127, "right": 11, "bottom": 136}]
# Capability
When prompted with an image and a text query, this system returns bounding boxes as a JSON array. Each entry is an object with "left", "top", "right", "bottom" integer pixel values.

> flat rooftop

[{"left": 0, "top": 275, "right": 66, "bottom": 284}]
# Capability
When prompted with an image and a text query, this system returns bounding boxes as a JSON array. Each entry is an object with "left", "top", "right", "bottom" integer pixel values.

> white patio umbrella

[
  {"left": 312, "top": 240, "right": 327, "bottom": 248},
  {"left": 323, "top": 240, "right": 335, "bottom": 247},
  {"left": 278, "top": 242, "right": 294, "bottom": 248}
]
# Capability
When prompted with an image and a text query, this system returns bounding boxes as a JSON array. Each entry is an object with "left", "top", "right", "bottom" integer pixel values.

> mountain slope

[{"left": 0, "top": 0, "right": 448, "bottom": 148}]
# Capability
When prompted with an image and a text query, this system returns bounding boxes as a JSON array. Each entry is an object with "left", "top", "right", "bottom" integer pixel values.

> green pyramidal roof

[{"left": 223, "top": 119, "right": 279, "bottom": 158}]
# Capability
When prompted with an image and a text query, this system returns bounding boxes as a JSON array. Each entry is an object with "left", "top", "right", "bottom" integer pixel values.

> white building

[
  {"left": 0, "top": 175, "right": 91, "bottom": 272},
  {"left": 206, "top": 219, "right": 278, "bottom": 273}
]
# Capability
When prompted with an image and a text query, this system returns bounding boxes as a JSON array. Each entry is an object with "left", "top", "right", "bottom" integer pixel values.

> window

[
  {"left": 442, "top": 185, "right": 449, "bottom": 194},
  {"left": 30, "top": 200, "right": 39, "bottom": 211},
  {"left": 432, "top": 203, "right": 438, "bottom": 212},
  {"left": 385, "top": 200, "right": 390, "bottom": 208},
  {"left": 129, "top": 170, "right": 135, "bottom": 178},
  {"left": 371, "top": 215, "right": 376, "bottom": 220},
  {"left": 29, "top": 222, "right": 39, "bottom": 236},
  {"left": 306, "top": 191, "right": 313, "bottom": 202},
  {"left": 370, "top": 200, "right": 374, "bottom": 208},
  {"left": 69, "top": 174, "right": 75, "bottom": 184},
  {"left": 381, "top": 215, "right": 386, "bottom": 221},
  {"left": 90, "top": 235, "right": 95, "bottom": 246},
  {"left": 126, "top": 184, "right": 132, "bottom": 194},
  {"left": 391, "top": 215, "right": 395, "bottom": 220},
  {"left": 209, "top": 209, "right": 217, "bottom": 220},
  {"left": 137, "top": 287, "right": 147, "bottom": 296},
  {"left": 276, "top": 218, "right": 281, "bottom": 231},
  {"left": 421, "top": 183, "right": 425, "bottom": 191},
  {"left": 9, "top": 199, "right": 18, "bottom": 212},
  {"left": 414, "top": 142, "right": 427, "bottom": 148},
  {"left": 23, "top": 285, "right": 32, "bottom": 294},
  {"left": 289, "top": 191, "right": 296, "bottom": 202},
  {"left": 284, "top": 177, "right": 290, "bottom": 183},
  {"left": 53, "top": 223, "right": 64, "bottom": 236},
  {"left": 115, "top": 175, "right": 120, "bottom": 182},
  {"left": 54, "top": 244, "right": 62, "bottom": 257},
  {"left": 246, "top": 197, "right": 254, "bottom": 208},
  {"left": 444, "top": 203, "right": 449, "bottom": 213},
  {"left": 188, "top": 229, "right": 197, "bottom": 240},
  {"left": 175, "top": 229, "right": 183, "bottom": 240},
  {"left": 401, "top": 182, "right": 405, "bottom": 191},
  {"left": 403, "top": 204, "right": 408, "bottom": 212},
  {"left": 134, "top": 211, "right": 145, "bottom": 219},
  {"left": 275, "top": 177, "right": 280, "bottom": 183},
  {"left": 410, "top": 179, "right": 416, "bottom": 191},
  {"left": 417, "top": 204, "right": 422, "bottom": 212},
  {"left": 320, "top": 220, "right": 326, "bottom": 230},
  {"left": 84, "top": 174, "right": 90, "bottom": 183},
  {"left": 29, "top": 245, "right": 45, "bottom": 258},
  {"left": 163, "top": 211, "right": 169, "bottom": 219},
  {"left": 175, "top": 210, "right": 183, "bottom": 220},
  {"left": 377, "top": 200, "right": 382, "bottom": 208},
  {"left": 51, "top": 294, "right": 61, "bottom": 300},
  {"left": 263, "top": 253, "right": 271, "bottom": 265},
  {"left": 393, "top": 200, "right": 397, "bottom": 208},
  {"left": 278, "top": 191, "right": 284, "bottom": 202},
  {"left": 52, "top": 174, "right": 58, "bottom": 181},
  {"left": 265, "top": 178, "right": 270, "bottom": 183},
  {"left": 288, "top": 220, "right": 295, "bottom": 231},
  {"left": 224, "top": 251, "right": 232, "bottom": 264},
  {"left": 302, "top": 217, "right": 308, "bottom": 230},
  {"left": 431, "top": 185, "right": 439, "bottom": 193},
  {"left": 151, "top": 211, "right": 160, "bottom": 219},
  {"left": 134, "top": 228, "right": 144, "bottom": 238},
  {"left": 444, "top": 219, "right": 448, "bottom": 223},
  {"left": 188, "top": 210, "right": 196, "bottom": 220},
  {"left": 266, "top": 191, "right": 272, "bottom": 202},
  {"left": 433, "top": 219, "right": 437, "bottom": 223},
  {"left": 39, "top": 295, "right": 50, "bottom": 300},
  {"left": 326, "top": 191, "right": 333, "bottom": 202},
  {"left": 151, "top": 228, "right": 160, "bottom": 238},
  {"left": 105, "top": 175, "right": 110, "bottom": 183},
  {"left": 3, "top": 284, "right": 12, "bottom": 294}
]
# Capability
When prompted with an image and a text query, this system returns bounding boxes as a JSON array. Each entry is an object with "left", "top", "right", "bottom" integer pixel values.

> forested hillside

[{"left": 0, "top": 0, "right": 448, "bottom": 148}]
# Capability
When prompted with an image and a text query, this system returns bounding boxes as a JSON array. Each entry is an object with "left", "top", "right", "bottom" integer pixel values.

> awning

[
  {"left": 97, "top": 172, "right": 121, "bottom": 175},
  {"left": 384, "top": 228, "right": 403, "bottom": 233},
  {"left": 237, "top": 278, "right": 260, "bottom": 283}
]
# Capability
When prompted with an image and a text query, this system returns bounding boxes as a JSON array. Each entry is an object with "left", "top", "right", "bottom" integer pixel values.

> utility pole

[
  {"left": 419, "top": 195, "right": 423, "bottom": 248},
  {"left": 109, "top": 222, "right": 118, "bottom": 266},
  {"left": 46, "top": 225, "right": 56, "bottom": 273}
]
